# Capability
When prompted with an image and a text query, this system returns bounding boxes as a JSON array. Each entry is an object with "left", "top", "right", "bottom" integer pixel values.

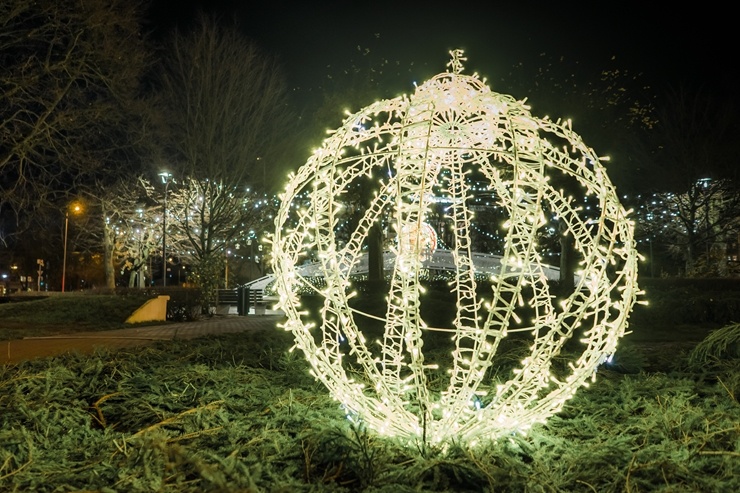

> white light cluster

[{"left": 271, "top": 50, "right": 640, "bottom": 448}]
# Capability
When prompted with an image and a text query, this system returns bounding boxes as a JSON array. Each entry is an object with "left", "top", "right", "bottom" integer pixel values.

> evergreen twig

[{"left": 129, "top": 400, "right": 224, "bottom": 438}]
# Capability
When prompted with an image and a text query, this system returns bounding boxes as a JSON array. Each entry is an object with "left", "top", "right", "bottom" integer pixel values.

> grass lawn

[
  {"left": 0, "top": 291, "right": 738, "bottom": 492},
  {"left": 0, "top": 292, "right": 156, "bottom": 340}
]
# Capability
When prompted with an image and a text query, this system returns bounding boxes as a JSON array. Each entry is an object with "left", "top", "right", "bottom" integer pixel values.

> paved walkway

[{"left": 1, "top": 314, "right": 286, "bottom": 366}]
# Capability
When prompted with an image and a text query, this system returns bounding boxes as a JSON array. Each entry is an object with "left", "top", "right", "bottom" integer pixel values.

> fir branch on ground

[
  {"left": 689, "top": 322, "right": 740, "bottom": 367},
  {"left": 1, "top": 323, "right": 738, "bottom": 492}
]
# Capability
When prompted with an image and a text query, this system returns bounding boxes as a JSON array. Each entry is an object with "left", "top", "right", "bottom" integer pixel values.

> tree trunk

[
  {"left": 104, "top": 242, "right": 116, "bottom": 289},
  {"left": 558, "top": 220, "right": 575, "bottom": 295},
  {"left": 367, "top": 222, "right": 384, "bottom": 282},
  {"left": 103, "top": 221, "right": 116, "bottom": 289},
  {"left": 128, "top": 269, "right": 146, "bottom": 288},
  {"left": 685, "top": 237, "right": 696, "bottom": 276}
]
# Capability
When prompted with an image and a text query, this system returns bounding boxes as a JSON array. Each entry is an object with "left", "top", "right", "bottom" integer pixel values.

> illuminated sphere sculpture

[
  {"left": 272, "top": 51, "right": 640, "bottom": 447},
  {"left": 399, "top": 221, "right": 437, "bottom": 260}
]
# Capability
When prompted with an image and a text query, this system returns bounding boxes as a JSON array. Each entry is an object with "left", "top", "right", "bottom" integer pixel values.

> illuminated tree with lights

[
  {"left": 111, "top": 179, "right": 162, "bottom": 288},
  {"left": 162, "top": 177, "right": 276, "bottom": 301},
  {"left": 272, "top": 51, "right": 641, "bottom": 448},
  {"left": 119, "top": 206, "right": 161, "bottom": 288},
  {"left": 72, "top": 177, "right": 162, "bottom": 289},
  {"left": 635, "top": 180, "right": 740, "bottom": 277}
]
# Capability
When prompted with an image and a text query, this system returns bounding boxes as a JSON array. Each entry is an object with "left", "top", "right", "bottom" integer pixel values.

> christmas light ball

[
  {"left": 399, "top": 221, "right": 437, "bottom": 260},
  {"left": 272, "top": 50, "right": 640, "bottom": 448}
]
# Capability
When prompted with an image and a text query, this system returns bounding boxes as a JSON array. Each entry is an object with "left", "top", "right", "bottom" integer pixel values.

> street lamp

[
  {"left": 62, "top": 203, "right": 82, "bottom": 292},
  {"left": 159, "top": 172, "right": 173, "bottom": 287}
]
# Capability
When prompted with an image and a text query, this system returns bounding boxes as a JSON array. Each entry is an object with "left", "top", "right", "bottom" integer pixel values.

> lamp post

[
  {"left": 62, "top": 203, "right": 81, "bottom": 292},
  {"left": 62, "top": 213, "right": 69, "bottom": 292},
  {"left": 159, "top": 172, "right": 172, "bottom": 287}
]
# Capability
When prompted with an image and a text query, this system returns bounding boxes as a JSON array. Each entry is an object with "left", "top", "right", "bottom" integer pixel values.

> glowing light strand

[{"left": 272, "top": 50, "right": 640, "bottom": 448}]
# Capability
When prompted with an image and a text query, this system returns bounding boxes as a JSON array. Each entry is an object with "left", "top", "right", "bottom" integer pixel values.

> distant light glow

[
  {"left": 272, "top": 50, "right": 640, "bottom": 448},
  {"left": 399, "top": 221, "right": 437, "bottom": 260}
]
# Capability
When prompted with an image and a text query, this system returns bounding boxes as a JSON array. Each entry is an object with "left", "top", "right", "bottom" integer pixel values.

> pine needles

[
  {"left": 1, "top": 324, "right": 739, "bottom": 492},
  {"left": 689, "top": 322, "right": 740, "bottom": 367}
]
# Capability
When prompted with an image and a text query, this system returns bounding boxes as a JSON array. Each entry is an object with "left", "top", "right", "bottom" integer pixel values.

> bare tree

[
  {"left": 0, "top": 0, "right": 152, "bottom": 241},
  {"left": 634, "top": 86, "right": 740, "bottom": 275},
  {"left": 155, "top": 14, "right": 295, "bottom": 189},
  {"left": 658, "top": 180, "right": 740, "bottom": 276},
  {"left": 153, "top": 14, "right": 294, "bottom": 305}
]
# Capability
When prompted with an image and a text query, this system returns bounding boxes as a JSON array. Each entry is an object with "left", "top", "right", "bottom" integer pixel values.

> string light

[{"left": 272, "top": 50, "right": 640, "bottom": 448}]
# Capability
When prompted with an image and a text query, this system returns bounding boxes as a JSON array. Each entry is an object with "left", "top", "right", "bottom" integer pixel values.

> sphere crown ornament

[{"left": 271, "top": 49, "right": 640, "bottom": 448}]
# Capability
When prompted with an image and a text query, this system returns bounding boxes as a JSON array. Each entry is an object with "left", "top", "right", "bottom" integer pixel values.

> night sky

[{"left": 146, "top": 0, "right": 733, "bottom": 105}]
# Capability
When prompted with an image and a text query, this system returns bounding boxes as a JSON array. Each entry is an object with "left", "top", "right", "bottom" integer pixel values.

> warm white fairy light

[{"left": 272, "top": 50, "right": 640, "bottom": 448}]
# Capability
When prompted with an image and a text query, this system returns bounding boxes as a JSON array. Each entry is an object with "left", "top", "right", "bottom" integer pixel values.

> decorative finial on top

[{"left": 447, "top": 49, "right": 466, "bottom": 74}]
